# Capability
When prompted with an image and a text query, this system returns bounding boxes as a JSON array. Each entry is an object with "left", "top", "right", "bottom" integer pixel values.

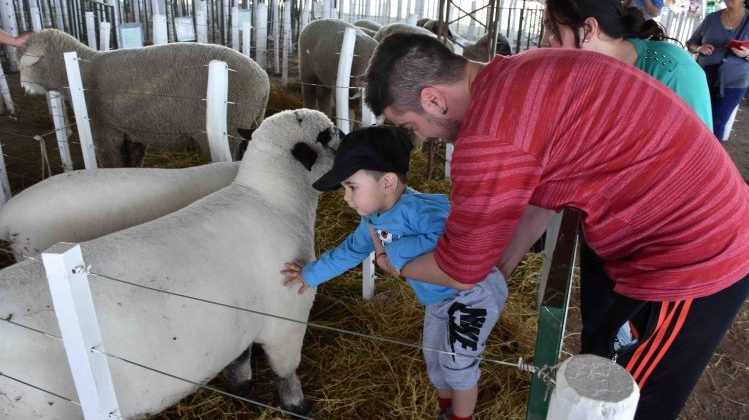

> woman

[
  {"left": 687, "top": 0, "right": 749, "bottom": 140},
  {"left": 539, "top": 0, "right": 716, "bottom": 369},
  {"left": 542, "top": 0, "right": 713, "bottom": 129}
]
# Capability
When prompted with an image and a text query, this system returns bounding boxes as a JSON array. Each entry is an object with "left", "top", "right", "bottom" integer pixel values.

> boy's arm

[
  {"left": 384, "top": 231, "right": 442, "bottom": 271},
  {"left": 302, "top": 219, "right": 375, "bottom": 287}
]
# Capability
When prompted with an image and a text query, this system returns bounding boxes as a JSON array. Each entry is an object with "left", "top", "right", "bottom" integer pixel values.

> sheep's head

[
  {"left": 16, "top": 29, "right": 88, "bottom": 95},
  {"left": 236, "top": 109, "right": 342, "bottom": 185}
]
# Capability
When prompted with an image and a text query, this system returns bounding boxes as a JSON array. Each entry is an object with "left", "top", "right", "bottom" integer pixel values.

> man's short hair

[{"left": 364, "top": 33, "right": 467, "bottom": 116}]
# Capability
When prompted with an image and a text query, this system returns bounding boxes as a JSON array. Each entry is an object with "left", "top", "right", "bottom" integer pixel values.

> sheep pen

[{"left": 1, "top": 65, "right": 747, "bottom": 420}]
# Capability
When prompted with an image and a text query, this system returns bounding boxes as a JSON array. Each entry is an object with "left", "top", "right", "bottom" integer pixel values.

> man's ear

[{"left": 419, "top": 87, "right": 447, "bottom": 118}]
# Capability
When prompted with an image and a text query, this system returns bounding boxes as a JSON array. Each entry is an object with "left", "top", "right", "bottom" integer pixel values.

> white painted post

[
  {"left": 396, "top": 0, "right": 402, "bottom": 19},
  {"left": 99, "top": 21, "right": 111, "bottom": 51},
  {"left": 300, "top": 0, "right": 310, "bottom": 29},
  {"left": 468, "top": 0, "right": 477, "bottom": 38},
  {"left": 364, "top": 0, "right": 370, "bottom": 19},
  {"left": 197, "top": 0, "right": 208, "bottom": 43},
  {"left": 231, "top": 6, "right": 239, "bottom": 50},
  {"left": 30, "top": 4, "right": 43, "bottom": 31},
  {"left": 547, "top": 354, "right": 639, "bottom": 420},
  {"left": 335, "top": 27, "right": 355, "bottom": 133},
  {"left": 40, "top": 0, "right": 53, "bottom": 27},
  {"left": 444, "top": 143, "right": 453, "bottom": 179},
  {"left": 360, "top": 87, "right": 377, "bottom": 299},
  {"left": 222, "top": 0, "right": 229, "bottom": 45},
  {"left": 1, "top": 0, "right": 21, "bottom": 72},
  {"left": 271, "top": 0, "right": 280, "bottom": 75},
  {"left": 241, "top": 20, "right": 251, "bottom": 56},
  {"left": 63, "top": 52, "right": 97, "bottom": 169},
  {"left": 17, "top": 0, "right": 27, "bottom": 32},
  {"left": 0, "top": 140, "right": 11, "bottom": 205},
  {"left": 205, "top": 60, "right": 232, "bottom": 162},
  {"left": 322, "top": 0, "right": 330, "bottom": 18},
  {"left": 281, "top": 0, "right": 290, "bottom": 86},
  {"left": 254, "top": 2, "right": 267, "bottom": 69},
  {"left": 85, "top": 11, "right": 97, "bottom": 49},
  {"left": 414, "top": 0, "right": 423, "bottom": 18},
  {"left": 0, "top": 61, "right": 15, "bottom": 116},
  {"left": 42, "top": 243, "right": 121, "bottom": 420},
  {"left": 152, "top": 14, "right": 168, "bottom": 44},
  {"left": 47, "top": 90, "right": 74, "bottom": 172},
  {"left": 405, "top": 12, "right": 417, "bottom": 25}
]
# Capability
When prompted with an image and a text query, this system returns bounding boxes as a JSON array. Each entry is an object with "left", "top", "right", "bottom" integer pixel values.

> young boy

[{"left": 281, "top": 125, "right": 508, "bottom": 420}]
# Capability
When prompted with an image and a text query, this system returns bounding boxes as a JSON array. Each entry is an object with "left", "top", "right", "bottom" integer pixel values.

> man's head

[
  {"left": 313, "top": 126, "right": 413, "bottom": 215},
  {"left": 364, "top": 33, "right": 469, "bottom": 142}
]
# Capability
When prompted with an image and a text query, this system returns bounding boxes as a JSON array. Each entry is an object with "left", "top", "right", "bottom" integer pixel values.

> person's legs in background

[{"left": 711, "top": 87, "right": 748, "bottom": 140}]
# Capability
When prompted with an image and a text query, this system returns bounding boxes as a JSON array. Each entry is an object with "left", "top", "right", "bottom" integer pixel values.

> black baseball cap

[{"left": 312, "top": 125, "right": 414, "bottom": 191}]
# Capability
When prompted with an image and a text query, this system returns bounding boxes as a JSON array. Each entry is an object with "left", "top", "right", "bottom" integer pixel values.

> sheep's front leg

[{"left": 262, "top": 340, "right": 309, "bottom": 415}]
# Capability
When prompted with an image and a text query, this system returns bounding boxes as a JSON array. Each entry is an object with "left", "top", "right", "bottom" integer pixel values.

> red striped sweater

[{"left": 434, "top": 49, "right": 749, "bottom": 301}]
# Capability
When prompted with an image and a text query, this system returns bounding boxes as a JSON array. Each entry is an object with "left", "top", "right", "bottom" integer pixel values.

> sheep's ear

[
  {"left": 316, "top": 128, "right": 342, "bottom": 147},
  {"left": 237, "top": 128, "right": 255, "bottom": 140},
  {"left": 292, "top": 142, "right": 318, "bottom": 171},
  {"left": 20, "top": 53, "right": 41, "bottom": 67}
]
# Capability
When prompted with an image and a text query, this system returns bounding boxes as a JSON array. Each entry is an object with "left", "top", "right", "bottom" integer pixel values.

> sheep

[
  {"left": 16, "top": 29, "right": 270, "bottom": 167},
  {"left": 462, "top": 32, "right": 514, "bottom": 61},
  {"left": 0, "top": 161, "right": 239, "bottom": 259},
  {"left": 298, "top": 19, "right": 377, "bottom": 116},
  {"left": 0, "top": 109, "right": 340, "bottom": 419},
  {"left": 372, "top": 22, "right": 439, "bottom": 42},
  {"left": 353, "top": 19, "right": 382, "bottom": 33}
]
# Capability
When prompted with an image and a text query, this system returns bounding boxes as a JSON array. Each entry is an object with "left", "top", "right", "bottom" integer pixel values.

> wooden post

[
  {"left": 547, "top": 354, "right": 639, "bottom": 420},
  {"left": 205, "top": 60, "right": 232, "bottom": 162},
  {"left": 0, "top": 140, "right": 11, "bottom": 205},
  {"left": 254, "top": 2, "right": 267, "bottom": 69},
  {"left": 63, "top": 52, "right": 97, "bottom": 169},
  {"left": 281, "top": 0, "right": 290, "bottom": 86},
  {"left": 0, "top": 61, "right": 15, "bottom": 116},
  {"left": 0, "top": 0, "right": 21, "bottom": 71},
  {"left": 42, "top": 243, "right": 121, "bottom": 420},
  {"left": 527, "top": 209, "right": 580, "bottom": 420},
  {"left": 47, "top": 90, "right": 74, "bottom": 172}
]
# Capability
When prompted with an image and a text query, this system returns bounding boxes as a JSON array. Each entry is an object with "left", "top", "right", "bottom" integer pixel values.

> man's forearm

[
  {"left": 399, "top": 252, "right": 474, "bottom": 290},
  {"left": 496, "top": 205, "right": 557, "bottom": 277}
]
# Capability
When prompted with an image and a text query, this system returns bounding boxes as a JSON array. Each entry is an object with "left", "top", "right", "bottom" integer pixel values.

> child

[{"left": 281, "top": 125, "right": 508, "bottom": 420}]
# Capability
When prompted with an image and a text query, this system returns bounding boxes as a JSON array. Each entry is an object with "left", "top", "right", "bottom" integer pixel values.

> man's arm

[
  {"left": 398, "top": 252, "right": 474, "bottom": 290},
  {"left": 496, "top": 205, "right": 557, "bottom": 278},
  {"left": 0, "top": 30, "right": 31, "bottom": 47}
]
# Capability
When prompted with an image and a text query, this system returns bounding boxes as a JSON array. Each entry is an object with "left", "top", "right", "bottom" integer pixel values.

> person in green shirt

[{"left": 541, "top": 0, "right": 713, "bottom": 130}]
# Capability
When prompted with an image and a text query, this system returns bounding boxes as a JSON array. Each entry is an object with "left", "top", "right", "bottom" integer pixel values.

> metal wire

[{"left": 0, "top": 372, "right": 81, "bottom": 407}]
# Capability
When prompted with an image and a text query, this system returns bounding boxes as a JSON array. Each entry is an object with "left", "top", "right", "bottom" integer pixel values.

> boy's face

[{"left": 341, "top": 170, "right": 390, "bottom": 216}]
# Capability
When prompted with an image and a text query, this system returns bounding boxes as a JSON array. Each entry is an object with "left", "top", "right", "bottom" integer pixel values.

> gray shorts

[{"left": 422, "top": 267, "right": 508, "bottom": 390}]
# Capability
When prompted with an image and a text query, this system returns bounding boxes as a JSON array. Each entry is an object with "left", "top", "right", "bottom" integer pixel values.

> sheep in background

[
  {"left": 298, "top": 19, "right": 377, "bottom": 116},
  {"left": 353, "top": 19, "right": 383, "bottom": 33},
  {"left": 0, "top": 161, "right": 239, "bottom": 259},
  {"left": 462, "top": 32, "right": 513, "bottom": 61},
  {"left": 17, "top": 29, "right": 270, "bottom": 167},
  {"left": 373, "top": 22, "right": 439, "bottom": 42},
  {"left": 0, "top": 109, "right": 340, "bottom": 419}
]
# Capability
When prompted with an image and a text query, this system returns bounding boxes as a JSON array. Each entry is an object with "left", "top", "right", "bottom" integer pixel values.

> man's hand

[{"left": 280, "top": 261, "right": 310, "bottom": 295}]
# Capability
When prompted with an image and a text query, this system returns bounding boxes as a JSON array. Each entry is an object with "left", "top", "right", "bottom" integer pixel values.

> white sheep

[
  {"left": 0, "top": 161, "right": 239, "bottom": 259},
  {"left": 17, "top": 29, "right": 270, "bottom": 167},
  {"left": 353, "top": 19, "right": 382, "bottom": 34},
  {"left": 298, "top": 19, "right": 378, "bottom": 115},
  {"left": 462, "top": 32, "right": 513, "bottom": 61},
  {"left": 0, "top": 109, "right": 340, "bottom": 419}
]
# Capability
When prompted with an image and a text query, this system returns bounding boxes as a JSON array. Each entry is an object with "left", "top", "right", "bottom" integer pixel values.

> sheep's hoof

[
  {"left": 281, "top": 399, "right": 311, "bottom": 417},
  {"left": 226, "top": 380, "right": 254, "bottom": 397}
]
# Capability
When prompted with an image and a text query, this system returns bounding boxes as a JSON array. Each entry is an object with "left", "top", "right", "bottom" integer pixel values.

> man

[{"left": 363, "top": 32, "right": 749, "bottom": 419}]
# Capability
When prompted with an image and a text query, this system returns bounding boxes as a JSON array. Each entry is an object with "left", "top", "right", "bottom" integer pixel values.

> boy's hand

[
  {"left": 280, "top": 261, "right": 310, "bottom": 295},
  {"left": 375, "top": 251, "right": 401, "bottom": 277}
]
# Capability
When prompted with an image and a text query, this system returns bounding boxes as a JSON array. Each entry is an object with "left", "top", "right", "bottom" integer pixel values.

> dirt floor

[{"left": 0, "top": 68, "right": 747, "bottom": 419}]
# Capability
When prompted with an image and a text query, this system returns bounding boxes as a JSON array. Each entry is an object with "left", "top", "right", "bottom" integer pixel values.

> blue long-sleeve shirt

[{"left": 302, "top": 188, "right": 458, "bottom": 305}]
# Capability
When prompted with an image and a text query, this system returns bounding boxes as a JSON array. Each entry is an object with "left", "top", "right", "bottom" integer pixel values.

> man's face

[{"left": 383, "top": 107, "right": 462, "bottom": 143}]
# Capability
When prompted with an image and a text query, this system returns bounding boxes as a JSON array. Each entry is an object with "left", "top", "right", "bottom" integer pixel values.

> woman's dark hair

[{"left": 544, "top": 0, "right": 670, "bottom": 48}]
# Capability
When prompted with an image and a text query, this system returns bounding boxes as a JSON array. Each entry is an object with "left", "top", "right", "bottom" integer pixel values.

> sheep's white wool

[
  {"left": 0, "top": 109, "right": 340, "bottom": 419},
  {"left": 0, "top": 162, "right": 239, "bottom": 259},
  {"left": 17, "top": 29, "right": 269, "bottom": 167}
]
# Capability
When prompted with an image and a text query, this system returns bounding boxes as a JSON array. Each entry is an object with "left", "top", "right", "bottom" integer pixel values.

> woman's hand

[
  {"left": 697, "top": 44, "right": 715, "bottom": 56},
  {"left": 280, "top": 261, "right": 310, "bottom": 295},
  {"left": 731, "top": 46, "right": 749, "bottom": 59}
]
